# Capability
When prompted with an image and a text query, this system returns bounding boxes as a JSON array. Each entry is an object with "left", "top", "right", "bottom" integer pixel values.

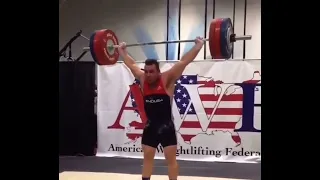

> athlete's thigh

[
  {"left": 160, "top": 122, "right": 177, "bottom": 148},
  {"left": 142, "top": 144, "right": 157, "bottom": 159},
  {"left": 160, "top": 133, "right": 177, "bottom": 148},
  {"left": 141, "top": 124, "right": 160, "bottom": 148}
]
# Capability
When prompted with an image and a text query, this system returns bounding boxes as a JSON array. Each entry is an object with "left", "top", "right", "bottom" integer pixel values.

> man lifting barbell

[
  {"left": 81, "top": 17, "right": 252, "bottom": 180},
  {"left": 117, "top": 37, "right": 205, "bottom": 180}
]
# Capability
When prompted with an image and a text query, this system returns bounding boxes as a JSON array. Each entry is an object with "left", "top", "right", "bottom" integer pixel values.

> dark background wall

[
  {"left": 59, "top": 61, "right": 96, "bottom": 155},
  {"left": 59, "top": 0, "right": 261, "bottom": 61}
]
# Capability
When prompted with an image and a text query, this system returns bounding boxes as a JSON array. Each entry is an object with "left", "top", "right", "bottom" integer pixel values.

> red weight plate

[
  {"left": 89, "top": 32, "right": 100, "bottom": 65},
  {"left": 93, "top": 29, "right": 120, "bottom": 65},
  {"left": 209, "top": 19, "right": 217, "bottom": 59},
  {"left": 93, "top": 30, "right": 107, "bottom": 65},
  {"left": 214, "top": 19, "right": 223, "bottom": 59},
  {"left": 209, "top": 18, "right": 223, "bottom": 59}
]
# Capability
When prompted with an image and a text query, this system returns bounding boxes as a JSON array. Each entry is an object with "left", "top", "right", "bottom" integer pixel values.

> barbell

[{"left": 83, "top": 18, "right": 252, "bottom": 65}]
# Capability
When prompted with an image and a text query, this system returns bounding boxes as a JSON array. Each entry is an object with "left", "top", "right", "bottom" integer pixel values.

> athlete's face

[{"left": 144, "top": 64, "right": 160, "bottom": 84}]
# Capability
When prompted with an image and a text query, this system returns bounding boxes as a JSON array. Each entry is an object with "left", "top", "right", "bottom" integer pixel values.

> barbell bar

[
  {"left": 83, "top": 18, "right": 253, "bottom": 65},
  {"left": 83, "top": 35, "right": 251, "bottom": 51},
  {"left": 117, "top": 34, "right": 252, "bottom": 48},
  {"left": 115, "top": 58, "right": 260, "bottom": 63}
]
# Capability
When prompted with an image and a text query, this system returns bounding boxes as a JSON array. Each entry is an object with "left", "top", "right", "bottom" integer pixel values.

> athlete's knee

[
  {"left": 167, "top": 158, "right": 178, "bottom": 168},
  {"left": 143, "top": 145, "right": 156, "bottom": 161},
  {"left": 164, "top": 145, "right": 178, "bottom": 166}
]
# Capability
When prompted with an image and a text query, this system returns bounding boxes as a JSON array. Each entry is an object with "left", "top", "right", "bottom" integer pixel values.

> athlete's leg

[
  {"left": 142, "top": 145, "right": 156, "bottom": 179},
  {"left": 164, "top": 145, "right": 179, "bottom": 180},
  {"left": 161, "top": 122, "right": 179, "bottom": 180},
  {"left": 141, "top": 124, "right": 159, "bottom": 179}
]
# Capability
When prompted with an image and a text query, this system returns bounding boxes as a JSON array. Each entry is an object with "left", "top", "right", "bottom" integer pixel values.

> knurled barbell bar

[{"left": 83, "top": 18, "right": 252, "bottom": 65}]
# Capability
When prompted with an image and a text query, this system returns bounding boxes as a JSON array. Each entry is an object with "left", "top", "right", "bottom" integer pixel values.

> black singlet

[{"left": 143, "top": 79, "right": 172, "bottom": 124}]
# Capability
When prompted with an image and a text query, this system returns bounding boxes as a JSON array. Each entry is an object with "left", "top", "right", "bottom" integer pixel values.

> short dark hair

[{"left": 144, "top": 59, "right": 160, "bottom": 71}]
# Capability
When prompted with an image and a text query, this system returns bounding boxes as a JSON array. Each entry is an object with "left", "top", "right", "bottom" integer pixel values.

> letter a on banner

[{"left": 108, "top": 80, "right": 147, "bottom": 129}]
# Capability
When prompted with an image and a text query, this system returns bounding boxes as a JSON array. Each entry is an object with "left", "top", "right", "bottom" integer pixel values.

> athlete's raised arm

[
  {"left": 165, "top": 37, "right": 204, "bottom": 84},
  {"left": 118, "top": 42, "right": 144, "bottom": 80}
]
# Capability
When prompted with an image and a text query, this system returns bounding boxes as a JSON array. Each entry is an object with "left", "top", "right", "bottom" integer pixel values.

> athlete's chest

[{"left": 142, "top": 79, "right": 167, "bottom": 96}]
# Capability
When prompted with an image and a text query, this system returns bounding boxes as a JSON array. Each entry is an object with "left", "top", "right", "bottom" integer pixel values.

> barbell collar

[
  {"left": 233, "top": 35, "right": 252, "bottom": 41},
  {"left": 83, "top": 47, "right": 90, "bottom": 51}
]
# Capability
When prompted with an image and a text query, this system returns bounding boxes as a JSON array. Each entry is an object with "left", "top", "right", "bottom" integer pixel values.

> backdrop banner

[{"left": 97, "top": 60, "right": 261, "bottom": 163}]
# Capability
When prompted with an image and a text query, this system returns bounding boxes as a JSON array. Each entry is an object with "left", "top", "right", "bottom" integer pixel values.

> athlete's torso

[{"left": 142, "top": 78, "right": 172, "bottom": 124}]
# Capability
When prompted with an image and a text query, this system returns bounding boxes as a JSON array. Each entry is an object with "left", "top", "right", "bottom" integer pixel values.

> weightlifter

[{"left": 117, "top": 37, "right": 204, "bottom": 180}]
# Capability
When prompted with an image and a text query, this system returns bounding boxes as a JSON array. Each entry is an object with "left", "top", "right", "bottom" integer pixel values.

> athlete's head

[{"left": 144, "top": 59, "right": 160, "bottom": 84}]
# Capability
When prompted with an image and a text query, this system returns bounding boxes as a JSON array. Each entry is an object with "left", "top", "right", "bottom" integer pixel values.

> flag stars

[{"left": 173, "top": 75, "right": 197, "bottom": 115}]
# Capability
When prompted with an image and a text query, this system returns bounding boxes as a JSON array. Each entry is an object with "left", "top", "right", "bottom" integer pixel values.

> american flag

[
  {"left": 173, "top": 75, "right": 242, "bottom": 144},
  {"left": 127, "top": 75, "right": 244, "bottom": 145}
]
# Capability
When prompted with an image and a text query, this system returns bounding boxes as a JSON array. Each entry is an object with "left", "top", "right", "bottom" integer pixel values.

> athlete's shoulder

[
  {"left": 160, "top": 72, "right": 170, "bottom": 85},
  {"left": 139, "top": 76, "right": 145, "bottom": 85}
]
